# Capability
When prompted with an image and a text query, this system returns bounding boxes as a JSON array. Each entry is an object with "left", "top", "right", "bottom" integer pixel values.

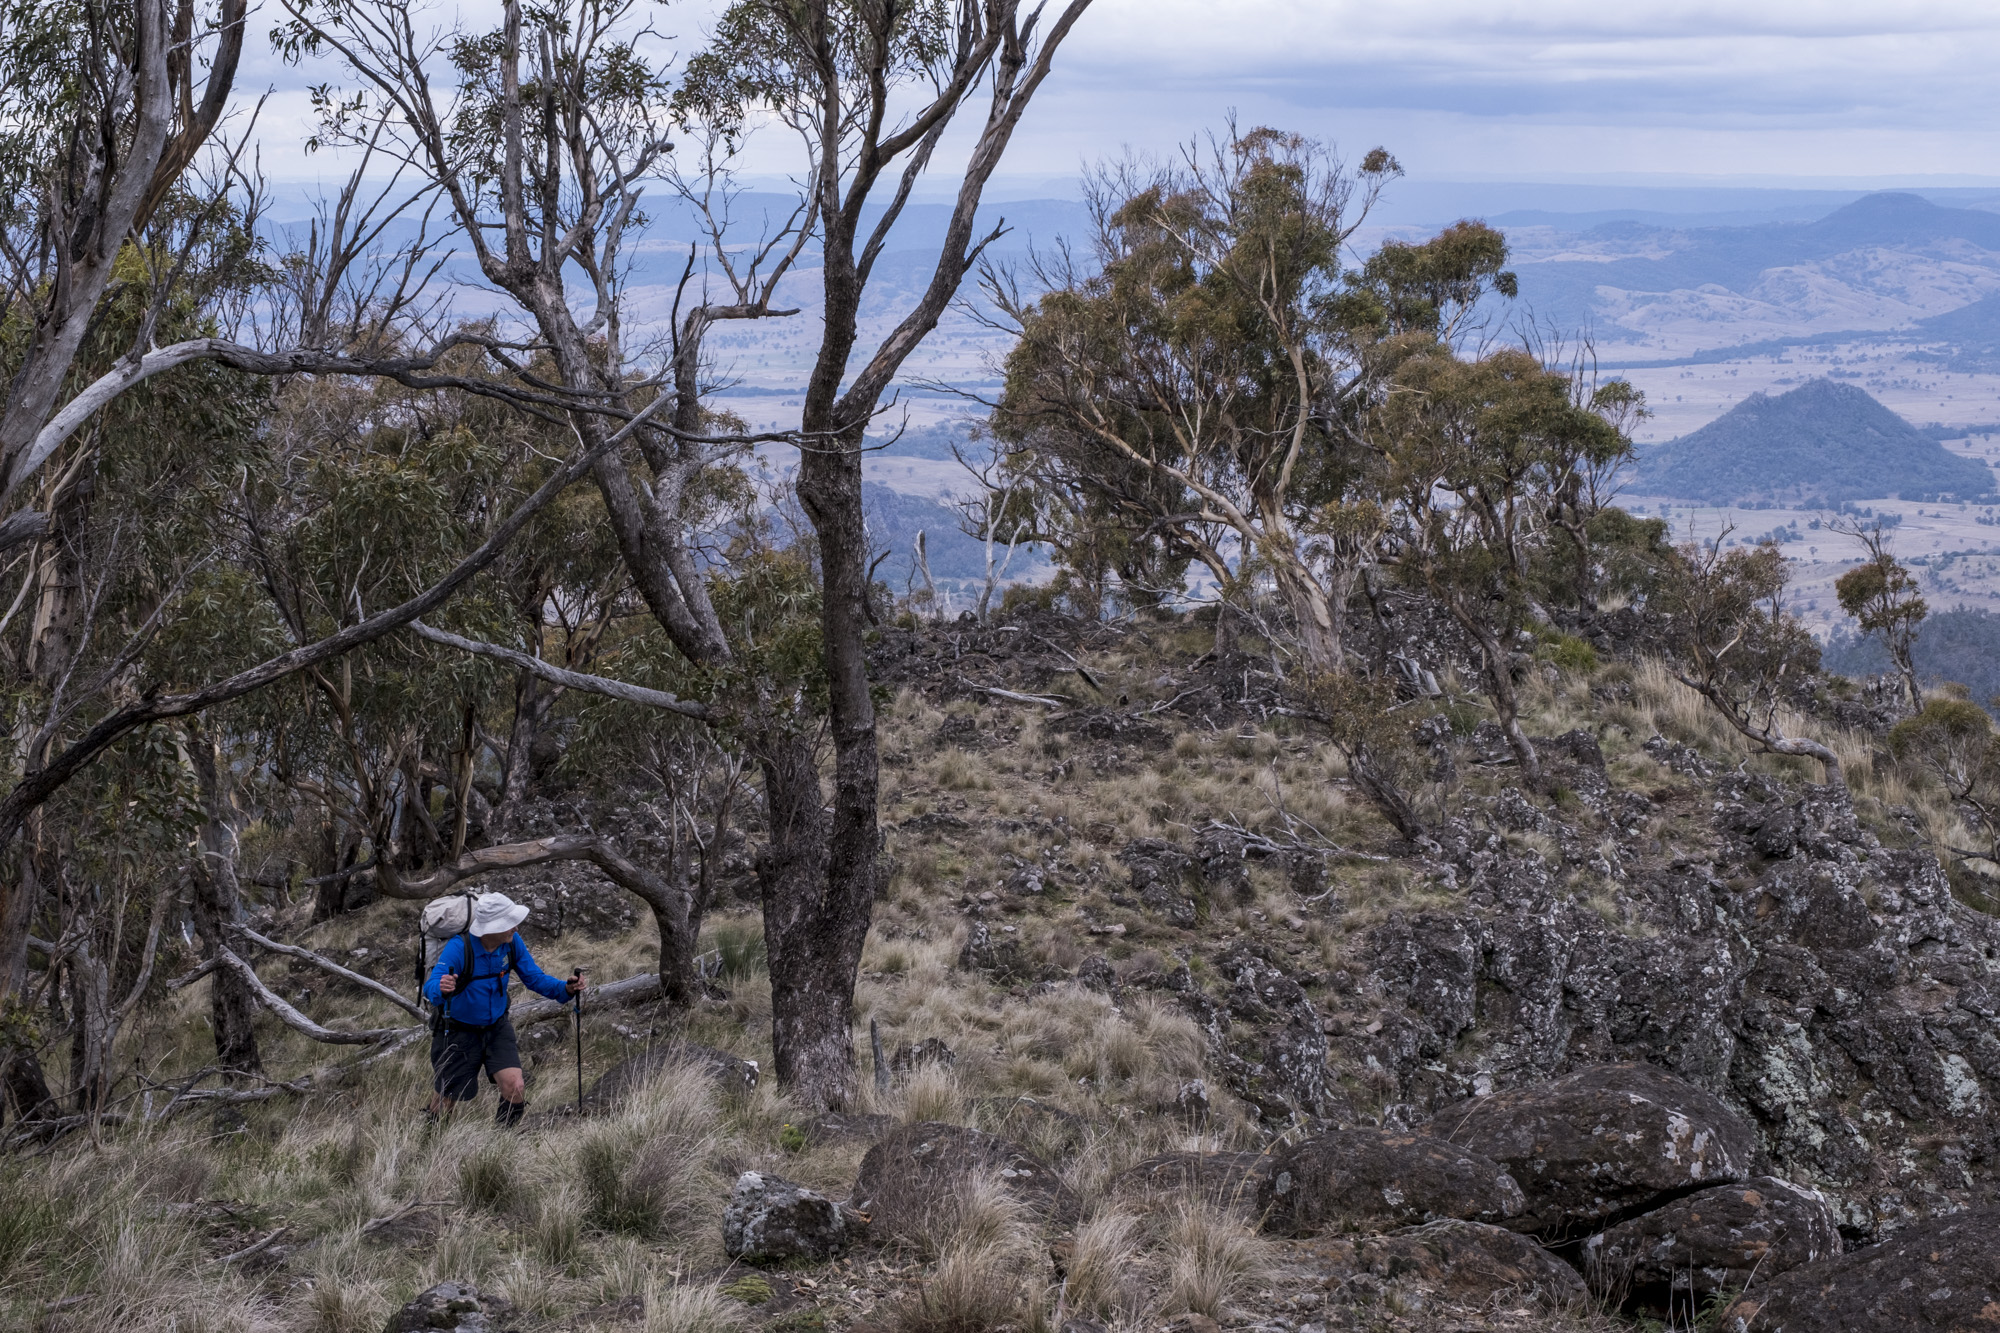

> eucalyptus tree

[
  {"left": 1658, "top": 535, "right": 1844, "bottom": 789},
  {"left": 993, "top": 128, "right": 1398, "bottom": 665},
  {"left": 276, "top": 0, "right": 1092, "bottom": 1107},
  {"left": 1365, "top": 343, "right": 1631, "bottom": 785},
  {"left": 1833, "top": 518, "right": 1927, "bottom": 712}
]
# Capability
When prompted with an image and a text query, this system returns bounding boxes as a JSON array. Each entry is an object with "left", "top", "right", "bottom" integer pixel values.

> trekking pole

[{"left": 571, "top": 966, "right": 588, "bottom": 1113}]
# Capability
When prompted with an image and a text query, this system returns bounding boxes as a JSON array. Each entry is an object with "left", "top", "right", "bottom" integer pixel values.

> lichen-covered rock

[
  {"left": 382, "top": 1281, "right": 513, "bottom": 1333},
  {"left": 1435, "top": 1063, "right": 1760, "bottom": 1240},
  {"left": 582, "top": 1041, "right": 757, "bottom": 1110},
  {"left": 1115, "top": 1151, "right": 1272, "bottom": 1217},
  {"left": 850, "top": 1121, "right": 1076, "bottom": 1240},
  {"left": 1207, "top": 950, "right": 1332, "bottom": 1121},
  {"left": 1259, "top": 1129, "right": 1526, "bottom": 1237},
  {"left": 889, "top": 1037, "right": 956, "bottom": 1073},
  {"left": 1288, "top": 1219, "right": 1586, "bottom": 1311},
  {"left": 1120, "top": 838, "right": 1199, "bottom": 925},
  {"left": 1717, "top": 1205, "right": 2000, "bottom": 1331},
  {"left": 1074, "top": 954, "right": 1119, "bottom": 995},
  {"left": 1584, "top": 1175, "right": 1841, "bottom": 1305},
  {"left": 722, "top": 1171, "right": 846, "bottom": 1264}
]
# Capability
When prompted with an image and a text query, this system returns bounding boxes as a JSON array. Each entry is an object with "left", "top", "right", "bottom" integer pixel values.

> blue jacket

[{"left": 424, "top": 934, "right": 571, "bottom": 1027}]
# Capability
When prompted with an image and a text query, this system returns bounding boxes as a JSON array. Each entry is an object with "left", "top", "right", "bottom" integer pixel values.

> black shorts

[{"left": 430, "top": 1017, "right": 522, "bottom": 1101}]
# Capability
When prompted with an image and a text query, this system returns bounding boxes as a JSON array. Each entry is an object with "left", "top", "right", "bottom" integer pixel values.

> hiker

[{"left": 423, "top": 891, "right": 587, "bottom": 1127}]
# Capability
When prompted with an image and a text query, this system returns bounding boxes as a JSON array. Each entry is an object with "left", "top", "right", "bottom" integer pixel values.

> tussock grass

[
  {"left": 642, "top": 1278, "right": 747, "bottom": 1333},
  {"left": 1, "top": 632, "right": 1955, "bottom": 1333},
  {"left": 1159, "top": 1199, "right": 1271, "bottom": 1319},
  {"left": 1060, "top": 1208, "right": 1145, "bottom": 1321}
]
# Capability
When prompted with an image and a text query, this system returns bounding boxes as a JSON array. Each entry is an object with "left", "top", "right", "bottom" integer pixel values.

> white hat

[{"left": 470, "top": 892, "right": 531, "bottom": 935}]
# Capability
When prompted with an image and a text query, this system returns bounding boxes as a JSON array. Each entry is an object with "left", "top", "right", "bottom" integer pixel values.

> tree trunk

[
  {"left": 190, "top": 729, "right": 262, "bottom": 1078},
  {"left": 753, "top": 729, "right": 869, "bottom": 1109},
  {"left": 1273, "top": 559, "right": 1341, "bottom": 670},
  {"left": 1465, "top": 619, "right": 1541, "bottom": 786},
  {"left": 491, "top": 667, "right": 545, "bottom": 839}
]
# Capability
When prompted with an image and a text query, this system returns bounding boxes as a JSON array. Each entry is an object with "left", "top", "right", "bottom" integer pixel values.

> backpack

[{"left": 417, "top": 891, "right": 522, "bottom": 1029}]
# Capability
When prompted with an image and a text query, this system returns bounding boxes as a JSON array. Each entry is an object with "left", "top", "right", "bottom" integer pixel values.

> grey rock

[
  {"left": 382, "top": 1281, "right": 512, "bottom": 1333},
  {"left": 1260, "top": 1129, "right": 1526, "bottom": 1237},
  {"left": 1075, "top": 954, "right": 1119, "bottom": 995},
  {"left": 1436, "top": 1063, "right": 1761, "bottom": 1241},
  {"left": 582, "top": 1041, "right": 758, "bottom": 1110},
  {"left": 1718, "top": 1204, "right": 2000, "bottom": 1331},
  {"left": 1299, "top": 1219, "right": 1587, "bottom": 1311},
  {"left": 722, "top": 1171, "right": 846, "bottom": 1264},
  {"left": 1119, "top": 838, "right": 1199, "bottom": 926},
  {"left": 850, "top": 1121, "right": 1077, "bottom": 1240},
  {"left": 1586, "top": 1175, "right": 1841, "bottom": 1305}
]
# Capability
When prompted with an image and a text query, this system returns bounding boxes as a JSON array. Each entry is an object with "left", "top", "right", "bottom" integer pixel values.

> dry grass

[
  {"left": 1158, "top": 1199, "right": 1271, "bottom": 1319},
  {"left": 643, "top": 1278, "right": 748, "bottom": 1333},
  {"left": 1060, "top": 1208, "right": 1145, "bottom": 1321},
  {"left": 5, "top": 631, "right": 1961, "bottom": 1333}
]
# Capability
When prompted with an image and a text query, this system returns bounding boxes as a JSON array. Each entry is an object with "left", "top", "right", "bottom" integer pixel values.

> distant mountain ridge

[
  {"left": 1632, "top": 378, "right": 1997, "bottom": 504},
  {"left": 1513, "top": 192, "right": 2000, "bottom": 344}
]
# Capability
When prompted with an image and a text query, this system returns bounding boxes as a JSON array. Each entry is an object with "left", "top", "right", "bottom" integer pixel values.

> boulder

[
  {"left": 1585, "top": 1176, "right": 1840, "bottom": 1305},
  {"left": 1291, "top": 1219, "right": 1586, "bottom": 1310},
  {"left": 1259, "top": 1129, "right": 1526, "bottom": 1237},
  {"left": 1718, "top": 1205, "right": 2000, "bottom": 1331},
  {"left": 383, "top": 1281, "right": 514, "bottom": 1333},
  {"left": 1115, "top": 1151, "right": 1273, "bottom": 1218},
  {"left": 1435, "top": 1063, "right": 1759, "bottom": 1240},
  {"left": 1119, "top": 839, "right": 1199, "bottom": 926},
  {"left": 889, "top": 1037, "right": 957, "bottom": 1074},
  {"left": 582, "top": 1041, "right": 758, "bottom": 1110},
  {"left": 850, "top": 1121, "right": 1076, "bottom": 1240},
  {"left": 1074, "top": 954, "right": 1119, "bottom": 995},
  {"left": 799, "top": 1111, "right": 893, "bottom": 1147},
  {"left": 722, "top": 1171, "right": 847, "bottom": 1264}
]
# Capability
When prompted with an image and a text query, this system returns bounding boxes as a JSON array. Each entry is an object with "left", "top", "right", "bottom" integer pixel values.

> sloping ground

[
  {"left": 10, "top": 613, "right": 2000, "bottom": 1331},
  {"left": 1633, "top": 377, "right": 1996, "bottom": 502}
]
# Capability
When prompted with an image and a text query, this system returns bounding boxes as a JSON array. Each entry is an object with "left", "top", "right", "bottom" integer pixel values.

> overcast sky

[
  {"left": 1022, "top": 0, "right": 2000, "bottom": 186},
  {"left": 246, "top": 0, "right": 2000, "bottom": 198}
]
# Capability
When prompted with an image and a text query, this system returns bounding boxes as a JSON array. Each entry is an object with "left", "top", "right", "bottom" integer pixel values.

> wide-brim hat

[{"left": 471, "top": 892, "right": 531, "bottom": 935}]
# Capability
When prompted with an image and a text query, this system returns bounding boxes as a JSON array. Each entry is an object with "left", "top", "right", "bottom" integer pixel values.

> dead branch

[
  {"left": 213, "top": 947, "right": 420, "bottom": 1045},
  {"left": 213, "top": 1227, "right": 289, "bottom": 1266},
  {"left": 229, "top": 924, "right": 423, "bottom": 1019},
  {"left": 408, "top": 621, "right": 707, "bottom": 717}
]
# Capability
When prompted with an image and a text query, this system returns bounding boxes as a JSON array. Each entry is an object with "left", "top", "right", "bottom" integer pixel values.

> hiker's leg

[
  {"left": 493, "top": 1067, "right": 528, "bottom": 1127},
  {"left": 484, "top": 1020, "right": 526, "bottom": 1115},
  {"left": 430, "top": 1027, "right": 481, "bottom": 1113}
]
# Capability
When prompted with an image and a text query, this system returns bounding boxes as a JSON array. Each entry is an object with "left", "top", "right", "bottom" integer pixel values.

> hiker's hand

[
  {"left": 567, "top": 975, "right": 588, "bottom": 995},
  {"left": 438, "top": 974, "right": 458, "bottom": 995}
]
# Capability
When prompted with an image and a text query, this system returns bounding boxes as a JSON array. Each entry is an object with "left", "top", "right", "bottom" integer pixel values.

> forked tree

[{"left": 277, "top": 0, "right": 1091, "bottom": 1108}]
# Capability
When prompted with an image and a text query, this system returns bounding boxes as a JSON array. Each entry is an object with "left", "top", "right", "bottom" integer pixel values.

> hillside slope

[
  {"left": 9, "top": 609, "right": 2000, "bottom": 1331},
  {"left": 1632, "top": 377, "right": 1996, "bottom": 503}
]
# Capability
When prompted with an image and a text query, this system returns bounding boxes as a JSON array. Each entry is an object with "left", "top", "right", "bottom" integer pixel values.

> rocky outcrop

[
  {"left": 1433, "top": 1063, "right": 1760, "bottom": 1241},
  {"left": 383, "top": 1281, "right": 514, "bottom": 1333},
  {"left": 850, "top": 1121, "right": 1076, "bottom": 1240},
  {"left": 1288, "top": 1220, "right": 1586, "bottom": 1311},
  {"left": 1178, "top": 948, "right": 1333, "bottom": 1124},
  {"left": 1339, "top": 764, "right": 2000, "bottom": 1238},
  {"left": 1585, "top": 1176, "right": 1841, "bottom": 1305},
  {"left": 1259, "top": 1129, "right": 1525, "bottom": 1236},
  {"left": 1120, "top": 839, "right": 1200, "bottom": 926},
  {"left": 1718, "top": 1205, "right": 2000, "bottom": 1331},
  {"left": 722, "top": 1171, "right": 847, "bottom": 1264}
]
